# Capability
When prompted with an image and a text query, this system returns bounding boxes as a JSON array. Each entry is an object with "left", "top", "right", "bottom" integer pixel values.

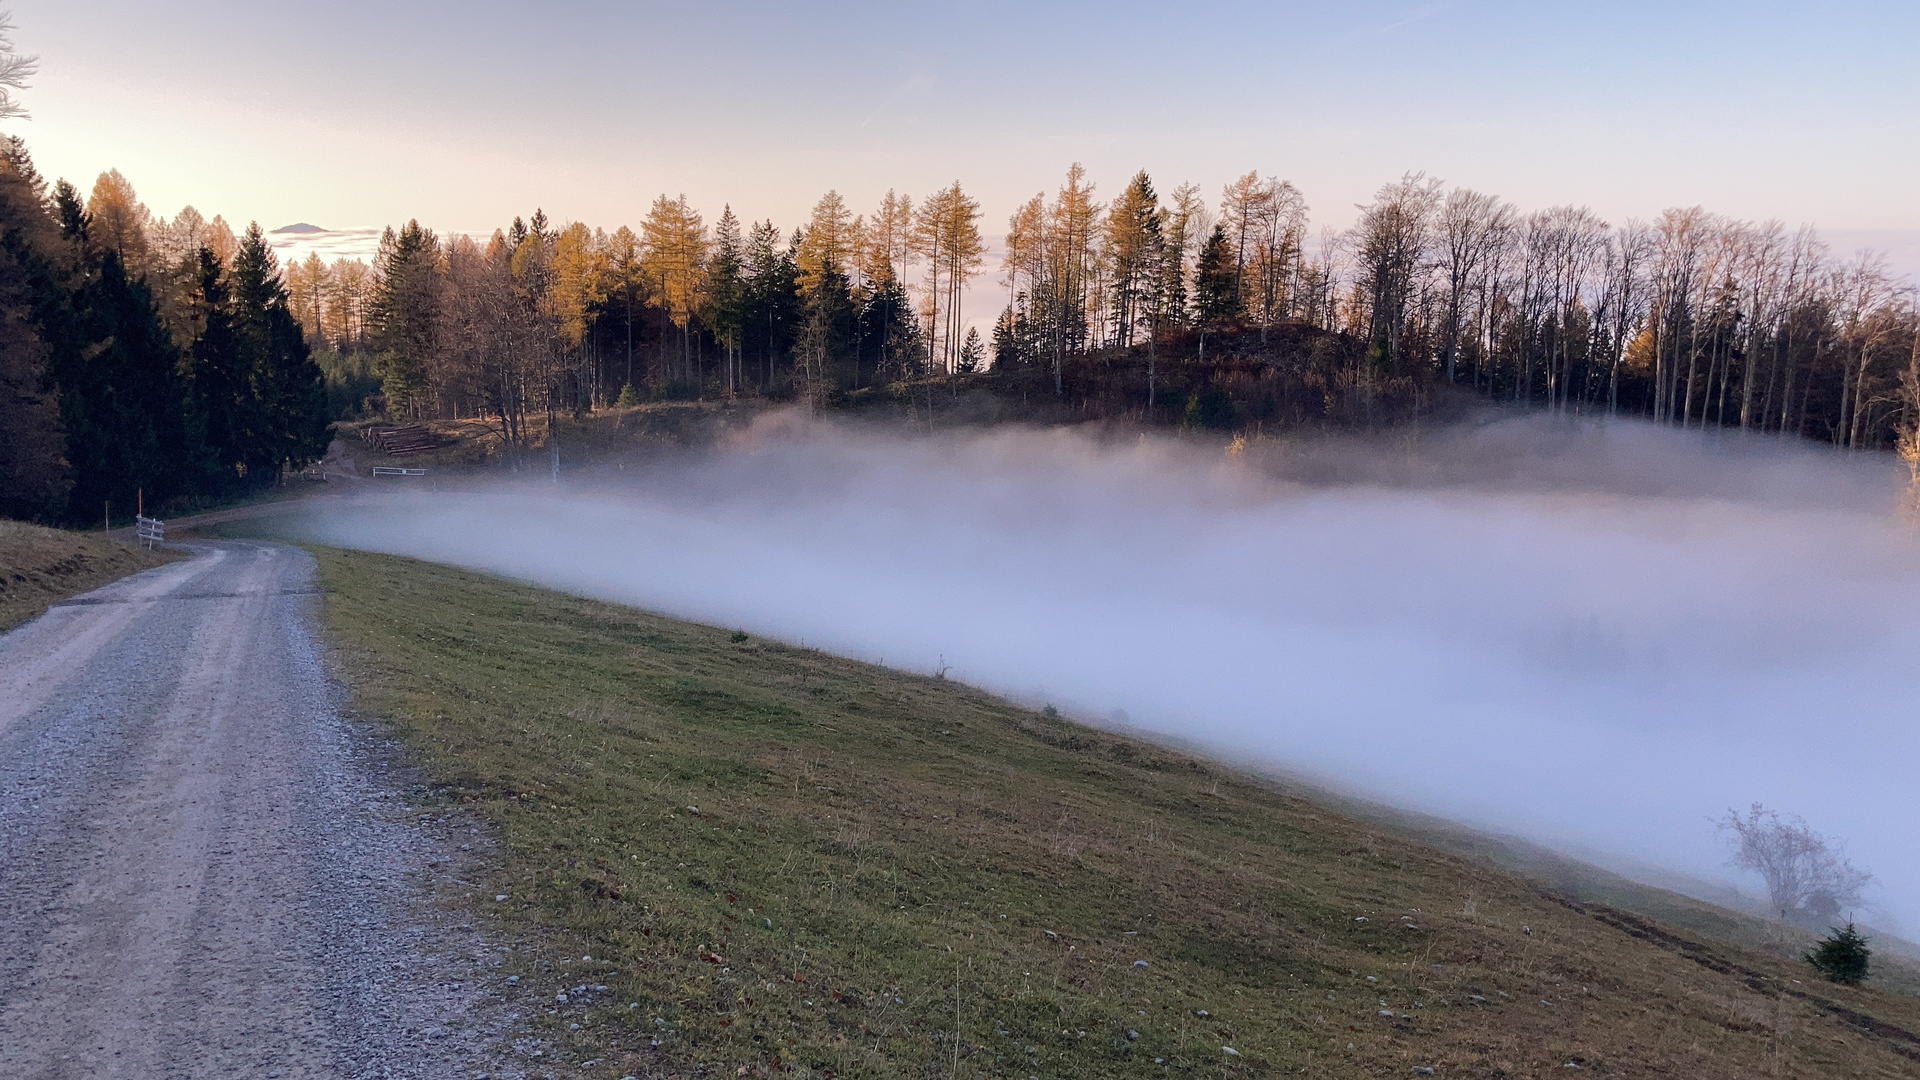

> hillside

[
  {"left": 309, "top": 546, "right": 1920, "bottom": 1079},
  {"left": 328, "top": 403, "right": 764, "bottom": 478},
  {"left": 0, "top": 520, "right": 179, "bottom": 630}
]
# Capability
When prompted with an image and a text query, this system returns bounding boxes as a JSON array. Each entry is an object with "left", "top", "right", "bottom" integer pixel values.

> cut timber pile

[{"left": 360, "top": 424, "right": 437, "bottom": 456}]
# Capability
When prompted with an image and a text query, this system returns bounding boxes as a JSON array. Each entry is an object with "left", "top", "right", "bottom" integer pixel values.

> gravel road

[{"left": 0, "top": 541, "right": 513, "bottom": 1078}]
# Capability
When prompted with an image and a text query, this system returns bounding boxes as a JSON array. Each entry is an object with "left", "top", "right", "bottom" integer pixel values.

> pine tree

[
  {"left": 369, "top": 219, "right": 440, "bottom": 417},
  {"left": 1104, "top": 171, "right": 1164, "bottom": 348},
  {"left": 742, "top": 220, "right": 798, "bottom": 391},
  {"left": 991, "top": 307, "right": 1023, "bottom": 370},
  {"left": 0, "top": 135, "right": 68, "bottom": 519},
  {"left": 1806, "top": 923, "right": 1871, "bottom": 985},
  {"left": 1194, "top": 225, "right": 1238, "bottom": 327},
  {"left": 854, "top": 271, "right": 918, "bottom": 384},
  {"left": 46, "top": 246, "right": 192, "bottom": 520},
  {"left": 796, "top": 258, "right": 853, "bottom": 404},
  {"left": 231, "top": 223, "right": 328, "bottom": 477},
  {"left": 185, "top": 247, "right": 252, "bottom": 492},
  {"left": 704, "top": 207, "right": 745, "bottom": 394},
  {"left": 957, "top": 327, "right": 984, "bottom": 374}
]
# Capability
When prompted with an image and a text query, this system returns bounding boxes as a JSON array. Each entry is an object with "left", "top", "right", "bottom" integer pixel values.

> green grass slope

[{"left": 310, "top": 547, "right": 1920, "bottom": 1079}]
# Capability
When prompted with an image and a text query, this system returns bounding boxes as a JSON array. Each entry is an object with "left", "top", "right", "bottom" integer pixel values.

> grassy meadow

[{"left": 308, "top": 546, "right": 1920, "bottom": 1079}]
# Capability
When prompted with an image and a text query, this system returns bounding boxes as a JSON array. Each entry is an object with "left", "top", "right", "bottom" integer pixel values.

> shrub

[{"left": 1806, "top": 922, "right": 1871, "bottom": 985}]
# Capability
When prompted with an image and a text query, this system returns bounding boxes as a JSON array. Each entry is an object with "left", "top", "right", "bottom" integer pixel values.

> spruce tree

[
  {"left": 1193, "top": 225, "right": 1238, "bottom": 327},
  {"left": 46, "top": 248, "right": 192, "bottom": 520},
  {"left": 796, "top": 260, "right": 853, "bottom": 400},
  {"left": 991, "top": 307, "right": 1021, "bottom": 371},
  {"left": 957, "top": 327, "right": 984, "bottom": 374},
  {"left": 855, "top": 272, "right": 918, "bottom": 383},
  {"left": 742, "top": 220, "right": 798, "bottom": 391},
  {"left": 186, "top": 247, "right": 253, "bottom": 492},
  {"left": 1807, "top": 923, "right": 1871, "bottom": 985},
  {"left": 704, "top": 207, "right": 745, "bottom": 392},
  {"left": 369, "top": 219, "right": 439, "bottom": 416},
  {"left": 39, "top": 175, "right": 194, "bottom": 516},
  {"left": 0, "top": 136, "right": 69, "bottom": 519},
  {"left": 51, "top": 177, "right": 84, "bottom": 240},
  {"left": 230, "top": 224, "right": 328, "bottom": 479},
  {"left": 1105, "top": 170, "right": 1165, "bottom": 347}
]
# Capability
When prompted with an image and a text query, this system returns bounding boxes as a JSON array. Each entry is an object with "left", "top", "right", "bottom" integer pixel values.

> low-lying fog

[{"left": 291, "top": 415, "right": 1920, "bottom": 932}]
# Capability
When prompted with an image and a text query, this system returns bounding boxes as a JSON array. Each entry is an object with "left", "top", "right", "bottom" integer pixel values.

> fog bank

[{"left": 290, "top": 416, "right": 1920, "bottom": 930}]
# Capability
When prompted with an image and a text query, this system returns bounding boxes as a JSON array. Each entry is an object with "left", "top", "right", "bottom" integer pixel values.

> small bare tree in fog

[{"left": 1719, "top": 803, "right": 1871, "bottom": 923}]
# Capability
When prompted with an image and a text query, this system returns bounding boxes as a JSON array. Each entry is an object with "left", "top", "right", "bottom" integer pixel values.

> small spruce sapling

[
  {"left": 956, "top": 328, "right": 984, "bottom": 374},
  {"left": 1806, "top": 922, "right": 1871, "bottom": 985}
]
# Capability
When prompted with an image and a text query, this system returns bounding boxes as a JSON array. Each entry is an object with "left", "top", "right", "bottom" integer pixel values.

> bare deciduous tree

[
  {"left": 1352, "top": 172, "right": 1443, "bottom": 370},
  {"left": 0, "top": 12, "right": 36, "bottom": 122},
  {"left": 1719, "top": 803, "right": 1871, "bottom": 922}
]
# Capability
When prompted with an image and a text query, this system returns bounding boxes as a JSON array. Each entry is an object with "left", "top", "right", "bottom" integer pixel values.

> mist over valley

[{"left": 286, "top": 414, "right": 1920, "bottom": 934}]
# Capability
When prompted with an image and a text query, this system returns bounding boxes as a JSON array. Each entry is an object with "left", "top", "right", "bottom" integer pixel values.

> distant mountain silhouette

[{"left": 271, "top": 223, "right": 326, "bottom": 234}]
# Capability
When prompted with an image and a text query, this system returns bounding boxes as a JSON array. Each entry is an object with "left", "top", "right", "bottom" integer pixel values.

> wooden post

[{"left": 104, "top": 500, "right": 110, "bottom": 535}]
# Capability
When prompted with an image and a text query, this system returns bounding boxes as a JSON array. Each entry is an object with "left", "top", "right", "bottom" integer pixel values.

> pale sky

[{"left": 9, "top": 0, "right": 1918, "bottom": 270}]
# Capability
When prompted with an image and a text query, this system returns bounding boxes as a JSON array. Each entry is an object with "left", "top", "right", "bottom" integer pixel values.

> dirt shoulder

[{"left": 0, "top": 520, "right": 183, "bottom": 631}]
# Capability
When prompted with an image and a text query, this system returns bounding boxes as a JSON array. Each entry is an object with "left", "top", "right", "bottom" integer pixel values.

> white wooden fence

[
  {"left": 370, "top": 467, "right": 428, "bottom": 477},
  {"left": 135, "top": 514, "right": 164, "bottom": 548}
]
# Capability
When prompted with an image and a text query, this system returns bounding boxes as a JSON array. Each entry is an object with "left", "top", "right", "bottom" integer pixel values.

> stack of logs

[{"left": 360, "top": 424, "right": 436, "bottom": 456}]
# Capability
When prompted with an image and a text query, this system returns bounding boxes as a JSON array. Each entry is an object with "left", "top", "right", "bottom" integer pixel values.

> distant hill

[{"left": 271, "top": 222, "right": 326, "bottom": 234}]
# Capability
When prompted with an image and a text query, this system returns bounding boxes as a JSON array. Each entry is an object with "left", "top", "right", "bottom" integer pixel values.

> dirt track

[{"left": 0, "top": 541, "right": 509, "bottom": 1078}]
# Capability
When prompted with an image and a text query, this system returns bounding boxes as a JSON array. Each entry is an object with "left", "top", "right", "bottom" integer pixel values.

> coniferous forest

[
  {"left": 0, "top": 140, "right": 327, "bottom": 523},
  {"left": 4, "top": 138, "right": 1919, "bottom": 518}
]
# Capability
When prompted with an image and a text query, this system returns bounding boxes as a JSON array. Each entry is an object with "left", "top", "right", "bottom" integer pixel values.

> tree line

[
  {"left": 997, "top": 167, "right": 1919, "bottom": 446},
  {"left": 0, "top": 143, "right": 329, "bottom": 523},
  {"left": 8, "top": 16, "right": 1912, "bottom": 514},
  {"left": 8, "top": 139, "right": 1914, "bottom": 521},
  {"left": 317, "top": 186, "right": 977, "bottom": 467},
  {"left": 1337, "top": 176, "right": 1919, "bottom": 446},
  {"left": 276, "top": 164, "right": 1916, "bottom": 456}
]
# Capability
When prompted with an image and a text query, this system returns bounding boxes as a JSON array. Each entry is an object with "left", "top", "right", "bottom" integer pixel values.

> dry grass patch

[{"left": 0, "top": 520, "right": 180, "bottom": 630}]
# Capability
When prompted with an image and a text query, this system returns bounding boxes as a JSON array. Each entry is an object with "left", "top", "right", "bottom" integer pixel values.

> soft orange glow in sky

[{"left": 9, "top": 1, "right": 1917, "bottom": 274}]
